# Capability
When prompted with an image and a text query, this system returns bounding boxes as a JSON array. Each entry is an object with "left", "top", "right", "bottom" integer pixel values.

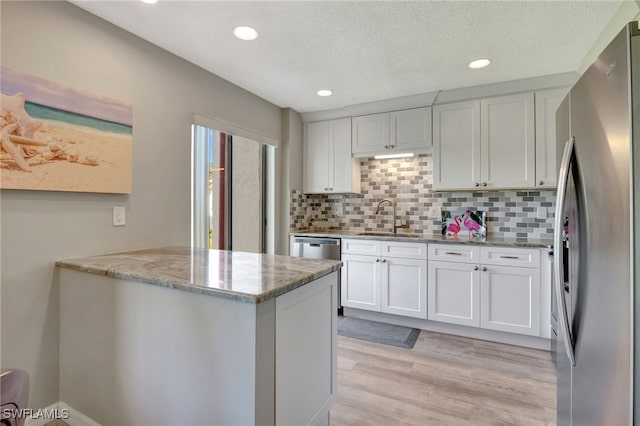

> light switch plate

[{"left": 113, "top": 206, "right": 126, "bottom": 226}]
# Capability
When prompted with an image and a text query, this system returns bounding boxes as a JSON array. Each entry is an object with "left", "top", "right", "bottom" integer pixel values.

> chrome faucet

[{"left": 374, "top": 199, "right": 403, "bottom": 234}]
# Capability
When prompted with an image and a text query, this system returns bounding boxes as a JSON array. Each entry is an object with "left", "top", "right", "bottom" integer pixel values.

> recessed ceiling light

[
  {"left": 141, "top": 0, "right": 157, "bottom": 4},
  {"left": 316, "top": 89, "right": 333, "bottom": 97},
  {"left": 468, "top": 58, "right": 491, "bottom": 69},
  {"left": 233, "top": 26, "right": 259, "bottom": 41}
]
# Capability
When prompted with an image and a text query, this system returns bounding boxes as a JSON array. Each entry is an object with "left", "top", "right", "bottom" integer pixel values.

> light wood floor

[
  {"left": 330, "top": 330, "right": 556, "bottom": 426},
  {"left": 45, "top": 331, "right": 556, "bottom": 426}
]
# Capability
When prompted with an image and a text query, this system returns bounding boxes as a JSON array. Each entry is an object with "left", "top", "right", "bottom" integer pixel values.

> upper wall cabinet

[
  {"left": 535, "top": 87, "right": 569, "bottom": 188},
  {"left": 433, "top": 93, "right": 535, "bottom": 191},
  {"left": 432, "top": 100, "right": 481, "bottom": 190},
  {"left": 481, "top": 92, "right": 535, "bottom": 189},
  {"left": 303, "top": 118, "right": 360, "bottom": 194},
  {"left": 352, "top": 107, "right": 432, "bottom": 157}
]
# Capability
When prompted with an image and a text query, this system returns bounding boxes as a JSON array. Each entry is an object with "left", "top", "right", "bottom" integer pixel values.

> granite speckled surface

[
  {"left": 56, "top": 246, "right": 342, "bottom": 304},
  {"left": 291, "top": 230, "right": 553, "bottom": 248}
]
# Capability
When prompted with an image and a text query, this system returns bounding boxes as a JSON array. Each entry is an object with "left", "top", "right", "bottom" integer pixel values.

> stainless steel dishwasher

[{"left": 290, "top": 236, "right": 341, "bottom": 310}]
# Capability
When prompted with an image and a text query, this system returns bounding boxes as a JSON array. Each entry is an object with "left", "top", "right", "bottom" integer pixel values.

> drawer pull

[
  {"left": 499, "top": 255, "right": 520, "bottom": 259},
  {"left": 445, "top": 251, "right": 463, "bottom": 255},
  {"left": 473, "top": 266, "right": 479, "bottom": 271}
]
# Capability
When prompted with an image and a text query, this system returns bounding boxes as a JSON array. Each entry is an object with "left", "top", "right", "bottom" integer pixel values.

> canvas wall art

[
  {"left": 442, "top": 209, "right": 487, "bottom": 239},
  {"left": 0, "top": 67, "right": 132, "bottom": 193}
]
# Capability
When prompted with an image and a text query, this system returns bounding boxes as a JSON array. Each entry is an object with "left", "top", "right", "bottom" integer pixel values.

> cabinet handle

[
  {"left": 482, "top": 266, "right": 488, "bottom": 272},
  {"left": 482, "top": 183, "right": 487, "bottom": 187},
  {"left": 384, "top": 145, "right": 389, "bottom": 149},
  {"left": 539, "top": 180, "right": 544, "bottom": 185},
  {"left": 499, "top": 255, "right": 520, "bottom": 259},
  {"left": 473, "top": 266, "right": 479, "bottom": 271},
  {"left": 475, "top": 182, "right": 480, "bottom": 187},
  {"left": 376, "top": 259, "right": 380, "bottom": 262},
  {"left": 445, "top": 251, "right": 462, "bottom": 255},
  {"left": 382, "top": 259, "right": 387, "bottom": 263}
]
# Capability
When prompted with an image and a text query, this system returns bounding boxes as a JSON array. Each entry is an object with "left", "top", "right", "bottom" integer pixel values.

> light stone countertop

[
  {"left": 291, "top": 229, "right": 553, "bottom": 248},
  {"left": 56, "top": 246, "right": 342, "bottom": 304}
]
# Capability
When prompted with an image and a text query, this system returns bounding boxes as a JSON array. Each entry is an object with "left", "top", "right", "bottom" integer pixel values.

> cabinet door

[
  {"left": 390, "top": 107, "right": 432, "bottom": 152},
  {"left": 432, "top": 100, "right": 481, "bottom": 190},
  {"left": 352, "top": 113, "right": 389, "bottom": 155},
  {"left": 341, "top": 254, "right": 380, "bottom": 311},
  {"left": 480, "top": 265, "right": 541, "bottom": 336},
  {"left": 480, "top": 93, "right": 535, "bottom": 189},
  {"left": 428, "top": 261, "right": 480, "bottom": 327},
  {"left": 331, "top": 117, "right": 359, "bottom": 193},
  {"left": 303, "top": 121, "right": 330, "bottom": 193},
  {"left": 381, "top": 257, "right": 427, "bottom": 319},
  {"left": 535, "top": 88, "right": 568, "bottom": 188}
]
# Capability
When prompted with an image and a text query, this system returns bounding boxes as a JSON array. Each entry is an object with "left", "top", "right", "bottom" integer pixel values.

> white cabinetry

[
  {"left": 481, "top": 93, "right": 535, "bottom": 189},
  {"left": 433, "top": 93, "right": 536, "bottom": 190},
  {"left": 428, "top": 260, "right": 480, "bottom": 327},
  {"left": 535, "top": 87, "right": 569, "bottom": 188},
  {"left": 352, "top": 107, "right": 432, "bottom": 157},
  {"left": 428, "top": 244, "right": 542, "bottom": 337},
  {"left": 304, "top": 118, "right": 360, "bottom": 194},
  {"left": 432, "top": 100, "right": 481, "bottom": 190},
  {"left": 342, "top": 239, "right": 427, "bottom": 319}
]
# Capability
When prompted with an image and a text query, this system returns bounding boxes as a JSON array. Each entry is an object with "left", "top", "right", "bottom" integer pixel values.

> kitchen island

[{"left": 56, "top": 246, "right": 341, "bottom": 426}]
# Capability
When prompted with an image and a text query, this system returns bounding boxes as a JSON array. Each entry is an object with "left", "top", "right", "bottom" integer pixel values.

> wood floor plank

[{"left": 331, "top": 330, "right": 556, "bottom": 426}]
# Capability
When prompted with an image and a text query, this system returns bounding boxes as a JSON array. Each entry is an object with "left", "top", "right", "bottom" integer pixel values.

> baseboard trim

[
  {"left": 24, "top": 402, "right": 100, "bottom": 426},
  {"left": 24, "top": 403, "right": 59, "bottom": 426},
  {"left": 343, "top": 307, "right": 551, "bottom": 350}
]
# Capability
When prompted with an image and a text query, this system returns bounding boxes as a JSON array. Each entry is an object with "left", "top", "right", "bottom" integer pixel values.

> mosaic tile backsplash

[{"left": 290, "top": 153, "right": 556, "bottom": 240}]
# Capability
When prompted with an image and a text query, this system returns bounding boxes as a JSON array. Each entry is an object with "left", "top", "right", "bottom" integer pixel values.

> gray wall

[
  {"left": 277, "top": 108, "right": 303, "bottom": 254},
  {"left": 1, "top": 1, "right": 282, "bottom": 408}
]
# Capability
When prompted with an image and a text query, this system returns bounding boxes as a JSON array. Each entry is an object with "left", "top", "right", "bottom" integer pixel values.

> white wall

[{"left": 0, "top": 1, "right": 281, "bottom": 408}]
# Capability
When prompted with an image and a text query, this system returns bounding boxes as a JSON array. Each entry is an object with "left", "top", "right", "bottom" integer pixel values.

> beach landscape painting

[{"left": 0, "top": 67, "right": 132, "bottom": 193}]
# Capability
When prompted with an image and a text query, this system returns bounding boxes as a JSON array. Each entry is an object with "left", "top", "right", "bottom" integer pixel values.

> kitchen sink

[{"left": 357, "top": 232, "right": 423, "bottom": 238}]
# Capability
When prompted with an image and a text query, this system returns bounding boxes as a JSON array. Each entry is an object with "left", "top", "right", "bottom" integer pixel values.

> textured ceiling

[{"left": 72, "top": 1, "right": 622, "bottom": 113}]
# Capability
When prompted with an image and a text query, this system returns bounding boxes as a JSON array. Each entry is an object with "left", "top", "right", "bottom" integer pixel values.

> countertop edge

[
  {"left": 290, "top": 231, "right": 553, "bottom": 248},
  {"left": 56, "top": 258, "right": 342, "bottom": 304}
]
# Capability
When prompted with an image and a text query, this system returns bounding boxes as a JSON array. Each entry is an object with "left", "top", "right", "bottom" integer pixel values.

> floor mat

[{"left": 337, "top": 316, "right": 420, "bottom": 349}]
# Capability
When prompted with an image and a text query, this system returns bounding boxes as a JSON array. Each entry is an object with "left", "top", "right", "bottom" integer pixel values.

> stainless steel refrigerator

[{"left": 553, "top": 22, "right": 638, "bottom": 425}]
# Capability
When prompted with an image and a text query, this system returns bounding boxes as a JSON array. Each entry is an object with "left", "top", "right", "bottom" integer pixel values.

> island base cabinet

[
  {"left": 480, "top": 265, "right": 541, "bottom": 336},
  {"left": 427, "top": 261, "right": 480, "bottom": 327},
  {"left": 276, "top": 272, "right": 337, "bottom": 426},
  {"left": 59, "top": 268, "right": 338, "bottom": 426},
  {"left": 381, "top": 258, "right": 427, "bottom": 319}
]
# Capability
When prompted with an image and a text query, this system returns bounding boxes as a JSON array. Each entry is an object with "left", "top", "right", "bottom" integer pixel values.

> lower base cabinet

[
  {"left": 382, "top": 257, "right": 427, "bottom": 318},
  {"left": 428, "top": 244, "right": 543, "bottom": 337},
  {"left": 341, "top": 241, "right": 547, "bottom": 339},
  {"left": 342, "top": 239, "right": 427, "bottom": 319},
  {"left": 480, "top": 265, "right": 541, "bottom": 336},
  {"left": 427, "top": 261, "right": 480, "bottom": 327}
]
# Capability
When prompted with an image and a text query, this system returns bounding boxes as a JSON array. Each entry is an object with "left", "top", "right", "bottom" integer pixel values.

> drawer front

[
  {"left": 341, "top": 238, "right": 381, "bottom": 256},
  {"left": 381, "top": 241, "right": 427, "bottom": 260},
  {"left": 428, "top": 244, "right": 480, "bottom": 264},
  {"left": 480, "top": 246, "right": 540, "bottom": 268}
]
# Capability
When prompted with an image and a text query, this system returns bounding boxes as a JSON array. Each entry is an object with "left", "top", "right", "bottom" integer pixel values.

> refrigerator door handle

[{"left": 554, "top": 137, "right": 576, "bottom": 366}]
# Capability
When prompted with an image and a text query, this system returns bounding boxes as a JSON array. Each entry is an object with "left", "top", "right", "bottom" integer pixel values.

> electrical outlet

[
  {"left": 537, "top": 207, "right": 547, "bottom": 220},
  {"left": 113, "top": 206, "right": 126, "bottom": 226}
]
